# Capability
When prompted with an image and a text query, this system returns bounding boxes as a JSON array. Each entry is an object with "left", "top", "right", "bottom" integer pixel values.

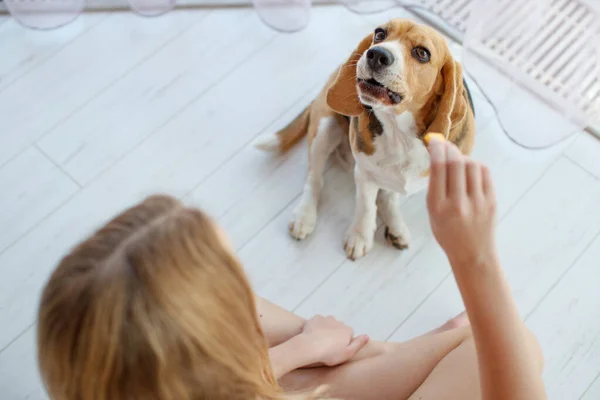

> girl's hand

[
  {"left": 301, "top": 315, "right": 369, "bottom": 366},
  {"left": 426, "top": 137, "right": 498, "bottom": 266}
]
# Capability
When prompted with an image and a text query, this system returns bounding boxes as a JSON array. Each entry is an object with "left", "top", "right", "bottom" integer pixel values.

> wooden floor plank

[
  {"left": 0, "top": 325, "right": 47, "bottom": 400},
  {"left": 0, "top": 10, "right": 204, "bottom": 167},
  {"left": 0, "top": 147, "right": 78, "bottom": 254},
  {"left": 527, "top": 233, "right": 600, "bottom": 399},
  {"left": 36, "top": 9, "right": 269, "bottom": 186},
  {"left": 0, "top": 14, "right": 106, "bottom": 91}
]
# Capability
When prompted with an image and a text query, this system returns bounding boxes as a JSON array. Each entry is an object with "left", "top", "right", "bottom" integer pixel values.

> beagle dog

[{"left": 255, "top": 19, "right": 476, "bottom": 260}]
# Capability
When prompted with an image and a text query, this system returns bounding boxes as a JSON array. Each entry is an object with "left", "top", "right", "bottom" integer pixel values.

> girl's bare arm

[
  {"left": 427, "top": 137, "right": 546, "bottom": 400},
  {"left": 256, "top": 297, "right": 305, "bottom": 347},
  {"left": 453, "top": 255, "right": 545, "bottom": 400},
  {"left": 256, "top": 299, "right": 369, "bottom": 379}
]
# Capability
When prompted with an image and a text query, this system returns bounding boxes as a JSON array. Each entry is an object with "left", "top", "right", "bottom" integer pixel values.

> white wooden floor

[{"left": 1, "top": 6, "right": 600, "bottom": 400}]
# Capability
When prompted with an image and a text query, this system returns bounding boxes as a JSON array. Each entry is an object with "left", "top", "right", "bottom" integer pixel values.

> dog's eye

[
  {"left": 374, "top": 28, "right": 387, "bottom": 43},
  {"left": 412, "top": 46, "right": 431, "bottom": 63}
]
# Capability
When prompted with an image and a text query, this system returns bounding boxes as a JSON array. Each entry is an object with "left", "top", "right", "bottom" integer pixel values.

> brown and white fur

[{"left": 254, "top": 19, "right": 476, "bottom": 260}]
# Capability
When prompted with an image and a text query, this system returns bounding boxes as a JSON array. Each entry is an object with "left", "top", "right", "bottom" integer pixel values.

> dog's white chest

[{"left": 354, "top": 111, "right": 430, "bottom": 195}]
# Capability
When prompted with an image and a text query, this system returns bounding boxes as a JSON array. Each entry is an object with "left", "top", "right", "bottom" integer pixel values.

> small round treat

[{"left": 423, "top": 133, "right": 446, "bottom": 146}]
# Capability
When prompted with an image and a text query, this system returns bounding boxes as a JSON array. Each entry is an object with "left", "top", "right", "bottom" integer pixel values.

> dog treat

[{"left": 423, "top": 133, "right": 445, "bottom": 145}]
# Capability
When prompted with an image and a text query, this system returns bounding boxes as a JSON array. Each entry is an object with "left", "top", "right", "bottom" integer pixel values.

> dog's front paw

[
  {"left": 289, "top": 207, "right": 317, "bottom": 240},
  {"left": 344, "top": 230, "right": 374, "bottom": 261},
  {"left": 384, "top": 226, "right": 411, "bottom": 250}
]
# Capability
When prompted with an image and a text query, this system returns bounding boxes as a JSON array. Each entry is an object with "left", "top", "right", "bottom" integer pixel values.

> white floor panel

[
  {"left": 0, "top": 10, "right": 203, "bottom": 167},
  {"left": 0, "top": 147, "right": 78, "bottom": 254},
  {"left": 0, "top": 14, "right": 106, "bottom": 92},
  {"left": 528, "top": 234, "right": 600, "bottom": 400}
]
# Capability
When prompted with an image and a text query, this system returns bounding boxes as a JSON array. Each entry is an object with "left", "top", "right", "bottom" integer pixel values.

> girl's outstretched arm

[{"left": 426, "top": 136, "right": 546, "bottom": 400}]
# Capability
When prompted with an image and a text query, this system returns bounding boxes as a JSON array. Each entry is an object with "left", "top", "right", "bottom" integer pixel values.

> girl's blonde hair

[{"left": 38, "top": 195, "right": 325, "bottom": 400}]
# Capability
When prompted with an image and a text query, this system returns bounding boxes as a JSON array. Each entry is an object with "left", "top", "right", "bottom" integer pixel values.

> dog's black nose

[{"left": 366, "top": 47, "right": 394, "bottom": 71}]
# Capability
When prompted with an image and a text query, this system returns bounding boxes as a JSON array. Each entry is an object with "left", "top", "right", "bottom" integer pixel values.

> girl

[{"left": 37, "top": 138, "right": 545, "bottom": 399}]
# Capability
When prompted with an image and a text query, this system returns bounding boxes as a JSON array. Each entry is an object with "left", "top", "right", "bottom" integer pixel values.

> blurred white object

[
  {"left": 128, "top": 0, "right": 177, "bottom": 17},
  {"left": 4, "top": 0, "right": 84, "bottom": 29},
  {"left": 252, "top": 0, "right": 311, "bottom": 32},
  {"left": 462, "top": 0, "right": 600, "bottom": 147},
  {"left": 397, "top": 0, "right": 472, "bottom": 37},
  {"left": 340, "top": 0, "right": 396, "bottom": 14}
]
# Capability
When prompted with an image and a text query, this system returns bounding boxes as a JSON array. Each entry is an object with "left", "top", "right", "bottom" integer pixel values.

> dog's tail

[{"left": 253, "top": 105, "right": 311, "bottom": 153}]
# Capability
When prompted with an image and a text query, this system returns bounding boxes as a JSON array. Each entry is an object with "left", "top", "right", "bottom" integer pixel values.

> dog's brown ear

[
  {"left": 327, "top": 34, "right": 373, "bottom": 117},
  {"left": 427, "top": 56, "right": 467, "bottom": 137}
]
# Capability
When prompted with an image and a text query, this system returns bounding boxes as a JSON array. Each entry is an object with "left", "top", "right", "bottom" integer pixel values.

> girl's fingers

[
  {"left": 427, "top": 137, "right": 447, "bottom": 200},
  {"left": 345, "top": 335, "right": 370, "bottom": 358},
  {"left": 446, "top": 143, "right": 466, "bottom": 198},
  {"left": 482, "top": 165, "right": 495, "bottom": 198},
  {"left": 466, "top": 160, "right": 483, "bottom": 197}
]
